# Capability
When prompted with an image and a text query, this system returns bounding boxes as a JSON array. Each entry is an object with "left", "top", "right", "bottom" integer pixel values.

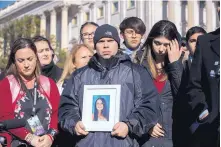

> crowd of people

[{"left": 0, "top": 2, "right": 219, "bottom": 147}]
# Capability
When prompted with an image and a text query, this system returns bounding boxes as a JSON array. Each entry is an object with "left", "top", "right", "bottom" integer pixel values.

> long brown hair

[
  {"left": 57, "top": 44, "right": 93, "bottom": 85},
  {"left": 142, "top": 20, "right": 181, "bottom": 81},
  {"left": 6, "top": 38, "right": 41, "bottom": 90}
]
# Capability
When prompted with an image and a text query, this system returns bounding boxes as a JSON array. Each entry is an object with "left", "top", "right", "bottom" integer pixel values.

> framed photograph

[{"left": 82, "top": 85, "right": 121, "bottom": 132}]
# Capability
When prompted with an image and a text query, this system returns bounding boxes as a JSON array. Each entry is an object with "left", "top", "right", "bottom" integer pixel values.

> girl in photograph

[{"left": 92, "top": 98, "right": 109, "bottom": 121}]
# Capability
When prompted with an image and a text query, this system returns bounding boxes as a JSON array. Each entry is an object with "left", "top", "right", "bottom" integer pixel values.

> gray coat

[{"left": 58, "top": 53, "right": 159, "bottom": 147}]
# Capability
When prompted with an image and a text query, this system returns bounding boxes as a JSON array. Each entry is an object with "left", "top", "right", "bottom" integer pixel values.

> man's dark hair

[
  {"left": 32, "top": 35, "right": 53, "bottom": 51},
  {"left": 119, "top": 17, "right": 146, "bottom": 35},
  {"left": 181, "top": 37, "right": 187, "bottom": 47},
  {"left": 186, "top": 26, "right": 207, "bottom": 41},
  {"left": 80, "top": 22, "right": 99, "bottom": 40}
]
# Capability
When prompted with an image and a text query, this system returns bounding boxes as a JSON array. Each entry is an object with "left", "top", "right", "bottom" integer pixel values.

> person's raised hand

[{"left": 167, "top": 39, "right": 182, "bottom": 63}]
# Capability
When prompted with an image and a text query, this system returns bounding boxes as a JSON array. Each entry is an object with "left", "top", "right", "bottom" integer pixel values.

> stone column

[
  {"left": 40, "top": 13, "right": 46, "bottom": 37},
  {"left": 187, "top": 1, "right": 199, "bottom": 29},
  {"left": 145, "top": 1, "right": 153, "bottom": 33},
  {"left": 168, "top": 1, "right": 175, "bottom": 22},
  {"left": 168, "top": 1, "right": 182, "bottom": 33},
  {"left": 206, "top": 1, "right": 213, "bottom": 32},
  {"left": 61, "top": 5, "right": 68, "bottom": 50},
  {"left": 89, "top": 2, "right": 96, "bottom": 22},
  {"left": 120, "top": 1, "right": 126, "bottom": 22},
  {"left": 50, "top": 9, "right": 57, "bottom": 38},
  {"left": 78, "top": 6, "right": 84, "bottom": 26},
  {"left": 50, "top": 8, "right": 57, "bottom": 49},
  {"left": 136, "top": 1, "right": 144, "bottom": 21},
  {"left": 103, "top": 1, "right": 111, "bottom": 24}
]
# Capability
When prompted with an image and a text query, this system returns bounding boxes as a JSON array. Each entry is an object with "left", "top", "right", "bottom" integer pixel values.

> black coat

[
  {"left": 58, "top": 53, "right": 159, "bottom": 147},
  {"left": 186, "top": 28, "right": 220, "bottom": 146},
  {"left": 41, "top": 61, "right": 63, "bottom": 82},
  {"left": 135, "top": 49, "right": 184, "bottom": 147}
]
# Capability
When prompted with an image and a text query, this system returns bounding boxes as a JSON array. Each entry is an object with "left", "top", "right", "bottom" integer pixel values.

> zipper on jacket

[{"left": 101, "top": 68, "right": 109, "bottom": 79}]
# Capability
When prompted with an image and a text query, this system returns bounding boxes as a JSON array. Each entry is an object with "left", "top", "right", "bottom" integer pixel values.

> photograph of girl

[{"left": 92, "top": 96, "right": 110, "bottom": 121}]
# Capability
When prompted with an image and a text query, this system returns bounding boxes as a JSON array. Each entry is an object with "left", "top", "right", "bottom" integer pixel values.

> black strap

[{"left": 20, "top": 80, "right": 38, "bottom": 116}]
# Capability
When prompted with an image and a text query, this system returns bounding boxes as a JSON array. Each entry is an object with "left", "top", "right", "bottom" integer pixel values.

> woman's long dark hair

[
  {"left": 141, "top": 20, "right": 181, "bottom": 81},
  {"left": 94, "top": 98, "right": 109, "bottom": 121},
  {"left": 6, "top": 38, "right": 41, "bottom": 90}
]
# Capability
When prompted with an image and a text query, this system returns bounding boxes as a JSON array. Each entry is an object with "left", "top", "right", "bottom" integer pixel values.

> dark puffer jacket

[
  {"left": 136, "top": 49, "right": 184, "bottom": 147},
  {"left": 58, "top": 52, "right": 159, "bottom": 147}
]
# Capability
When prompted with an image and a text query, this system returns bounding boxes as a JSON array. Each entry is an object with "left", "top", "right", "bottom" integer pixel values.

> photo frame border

[{"left": 82, "top": 85, "right": 121, "bottom": 132}]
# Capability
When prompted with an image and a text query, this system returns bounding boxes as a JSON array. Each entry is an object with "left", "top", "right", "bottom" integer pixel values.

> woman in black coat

[
  {"left": 136, "top": 20, "right": 184, "bottom": 147},
  {"left": 32, "top": 36, "right": 63, "bottom": 83}
]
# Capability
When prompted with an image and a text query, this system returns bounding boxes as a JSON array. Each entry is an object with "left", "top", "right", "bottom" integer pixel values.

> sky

[{"left": 0, "top": 1, "right": 15, "bottom": 9}]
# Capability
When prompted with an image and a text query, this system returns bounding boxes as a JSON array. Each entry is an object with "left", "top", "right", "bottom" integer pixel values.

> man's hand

[
  {"left": 75, "top": 121, "right": 89, "bottom": 136},
  {"left": 111, "top": 122, "right": 129, "bottom": 138},
  {"left": 148, "top": 123, "right": 164, "bottom": 138}
]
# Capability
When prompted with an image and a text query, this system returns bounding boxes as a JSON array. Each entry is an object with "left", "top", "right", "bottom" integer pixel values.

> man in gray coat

[{"left": 58, "top": 24, "right": 159, "bottom": 147}]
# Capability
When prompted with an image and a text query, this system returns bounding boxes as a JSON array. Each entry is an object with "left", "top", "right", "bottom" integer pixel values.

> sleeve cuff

[
  {"left": 47, "top": 128, "right": 58, "bottom": 138},
  {"left": 199, "top": 109, "right": 209, "bottom": 120},
  {"left": 12, "top": 128, "right": 30, "bottom": 140},
  {"left": 167, "top": 60, "right": 182, "bottom": 69}
]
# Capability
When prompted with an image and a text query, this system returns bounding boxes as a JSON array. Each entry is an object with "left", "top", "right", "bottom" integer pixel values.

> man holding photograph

[{"left": 58, "top": 24, "right": 159, "bottom": 147}]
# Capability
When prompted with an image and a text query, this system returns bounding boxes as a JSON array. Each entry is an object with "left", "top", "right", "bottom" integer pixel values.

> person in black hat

[{"left": 58, "top": 24, "right": 159, "bottom": 147}]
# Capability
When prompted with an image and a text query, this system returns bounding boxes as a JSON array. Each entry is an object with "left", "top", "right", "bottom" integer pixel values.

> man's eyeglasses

[
  {"left": 81, "top": 32, "right": 95, "bottom": 39},
  {"left": 124, "top": 30, "right": 142, "bottom": 37}
]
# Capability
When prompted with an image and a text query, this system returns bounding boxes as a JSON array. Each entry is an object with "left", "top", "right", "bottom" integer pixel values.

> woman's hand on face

[
  {"left": 75, "top": 121, "right": 89, "bottom": 136},
  {"left": 148, "top": 123, "right": 165, "bottom": 138},
  {"left": 168, "top": 39, "right": 182, "bottom": 63},
  {"left": 38, "top": 135, "right": 53, "bottom": 147},
  {"left": 111, "top": 122, "right": 129, "bottom": 138}
]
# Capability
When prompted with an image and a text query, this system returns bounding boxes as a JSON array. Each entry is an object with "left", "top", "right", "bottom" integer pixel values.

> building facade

[{"left": 0, "top": 0, "right": 219, "bottom": 50}]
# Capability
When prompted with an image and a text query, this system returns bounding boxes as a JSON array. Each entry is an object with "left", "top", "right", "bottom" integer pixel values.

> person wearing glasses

[
  {"left": 80, "top": 22, "right": 99, "bottom": 52},
  {"left": 119, "top": 17, "right": 146, "bottom": 62}
]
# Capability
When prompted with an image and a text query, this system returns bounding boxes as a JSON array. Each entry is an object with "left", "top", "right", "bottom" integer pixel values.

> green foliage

[
  {"left": 0, "top": 15, "right": 67, "bottom": 69},
  {"left": 0, "top": 15, "right": 41, "bottom": 68},
  {"left": 0, "top": 55, "right": 8, "bottom": 69},
  {"left": 56, "top": 49, "right": 67, "bottom": 69},
  {"left": 0, "top": 15, "right": 41, "bottom": 54}
]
